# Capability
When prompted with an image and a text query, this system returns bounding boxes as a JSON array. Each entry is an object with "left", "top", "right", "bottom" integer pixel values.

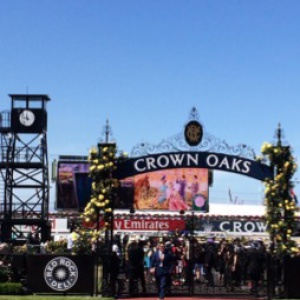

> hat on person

[
  {"left": 250, "top": 241, "right": 260, "bottom": 249},
  {"left": 165, "top": 241, "right": 172, "bottom": 249},
  {"left": 112, "top": 244, "right": 119, "bottom": 252}
]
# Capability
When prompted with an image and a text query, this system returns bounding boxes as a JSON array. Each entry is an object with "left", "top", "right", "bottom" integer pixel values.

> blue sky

[{"left": 1, "top": 1, "right": 300, "bottom": 210}]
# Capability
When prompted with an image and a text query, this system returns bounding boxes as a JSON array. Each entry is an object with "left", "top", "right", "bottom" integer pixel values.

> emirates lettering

[{"left": 115, "top": 220, "right": 169, "bottom": 230}]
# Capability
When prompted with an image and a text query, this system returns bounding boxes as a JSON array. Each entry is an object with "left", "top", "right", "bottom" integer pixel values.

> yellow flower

[
  {"left": 71, "top": 232, "right": 79, "bottom": 241},
  {"left": 261, "top": 142, "right": 272, "bottom": 154},
  {"left": 89, "top": 147, "right": 97, "bottom": 154}
]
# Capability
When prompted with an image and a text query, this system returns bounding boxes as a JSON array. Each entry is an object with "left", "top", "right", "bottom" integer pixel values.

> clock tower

[{"left": 0, "top": 94, "right": 51, "bottom": 242}]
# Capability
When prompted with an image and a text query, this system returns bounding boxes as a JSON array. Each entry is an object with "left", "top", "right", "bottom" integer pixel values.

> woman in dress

[{"left": 168, "top": 181, "right": 190, "bottom": 211}]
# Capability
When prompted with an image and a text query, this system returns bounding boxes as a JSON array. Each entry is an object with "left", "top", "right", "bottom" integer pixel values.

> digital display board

[
  {"left": 56, "top": 161, "right": 132, "bottom": 210},
  {"left": 121, "top": 168, "right": 209, "bottom": 212},
  {"left": 56, "top": 162, "right": 91, "bottom": 210}
]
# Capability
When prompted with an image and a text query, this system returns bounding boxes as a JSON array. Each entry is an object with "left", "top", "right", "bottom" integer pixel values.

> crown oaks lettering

[{"left": 134, "top": 153, "right": 252, "bottom": 175}]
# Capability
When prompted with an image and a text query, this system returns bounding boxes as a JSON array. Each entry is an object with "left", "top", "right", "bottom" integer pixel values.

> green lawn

[{"left": 0, "top": 297, "right": 113, "bottom": 300}]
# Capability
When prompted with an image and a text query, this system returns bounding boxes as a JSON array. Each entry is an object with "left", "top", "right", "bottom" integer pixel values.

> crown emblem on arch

[{"left": 184, "top": 120, "right": 203, "bottom": 146}]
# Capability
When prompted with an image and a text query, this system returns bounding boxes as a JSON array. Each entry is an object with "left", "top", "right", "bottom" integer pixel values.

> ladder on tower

[
  {"left": 0, "top": 110, "right": 11, "bottom": 217},
  {"left": 0, "top": 172, "right": 4, "bottom": 215}
]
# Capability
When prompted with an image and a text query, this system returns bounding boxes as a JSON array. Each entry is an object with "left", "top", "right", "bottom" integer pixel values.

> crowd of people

[
  {"left": 0, "top": 227, "right": 273, "bottom": 298},
  {"left": 110, "top": 233, "right": 270, "bottom": 298}
]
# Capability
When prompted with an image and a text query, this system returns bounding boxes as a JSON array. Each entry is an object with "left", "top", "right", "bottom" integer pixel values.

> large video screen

[
  {"left": 56, "top": 162, "right": 92, "bottom": 210},
  {"left": 56, "top": 161, "right": 132, "bottom": 210},
  {"left": 122, "top": 168, "right": 209, "bottom": 212}
]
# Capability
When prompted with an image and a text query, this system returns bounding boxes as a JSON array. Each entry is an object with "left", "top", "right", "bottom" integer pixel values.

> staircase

[
  {"left": 0, "top": 174, "right": 3, "bottom": 215},
  {"left": 0, "top": 110, "right": 10, "bottom": 216}
]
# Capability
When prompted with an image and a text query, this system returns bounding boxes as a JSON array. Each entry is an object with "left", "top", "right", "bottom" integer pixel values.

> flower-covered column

[
  {"left": 84, "top": 142, "right": 118, "bottom": 296},
  {"left": 85, "top": 143, "right": 117, "bottom": 235},
  {"left": 261, "top": 124, "right": 298, "bottom": 257}
]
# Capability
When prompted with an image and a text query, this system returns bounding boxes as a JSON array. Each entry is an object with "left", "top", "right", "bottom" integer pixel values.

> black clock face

[{"left": 19, "top": 109, "right": 35, "bottom": 126}]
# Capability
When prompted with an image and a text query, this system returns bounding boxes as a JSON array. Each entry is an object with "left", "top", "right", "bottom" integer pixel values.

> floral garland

[
  {"left": 260, "top": 141, "right": 298, "bottom": 257},
  {"left": 81, "top": 143, "right": 118, "bottom": 244}
]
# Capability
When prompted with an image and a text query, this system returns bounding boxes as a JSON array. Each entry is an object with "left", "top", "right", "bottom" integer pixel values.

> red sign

[
  {"left": 83, "top": 217, "right": 186, "bottom": 232},
  {"left": 114, "top": 218, "right": 185, "bottom": 231}
]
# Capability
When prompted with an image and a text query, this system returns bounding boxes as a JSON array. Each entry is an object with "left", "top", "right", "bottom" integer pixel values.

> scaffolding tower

[{"left": 0, "top": 94, "right": 51, "bottom": 242}]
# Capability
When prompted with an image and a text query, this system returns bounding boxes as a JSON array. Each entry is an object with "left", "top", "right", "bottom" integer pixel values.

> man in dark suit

[
  {"left": 128, "top": 240, "right": 146, "bottom": 295},
  {"left": 246, "top": 241, "right": 266, "bottom": 296},
  {"left": 150, "top": 241, "right": 176, "bottom": 300}
]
